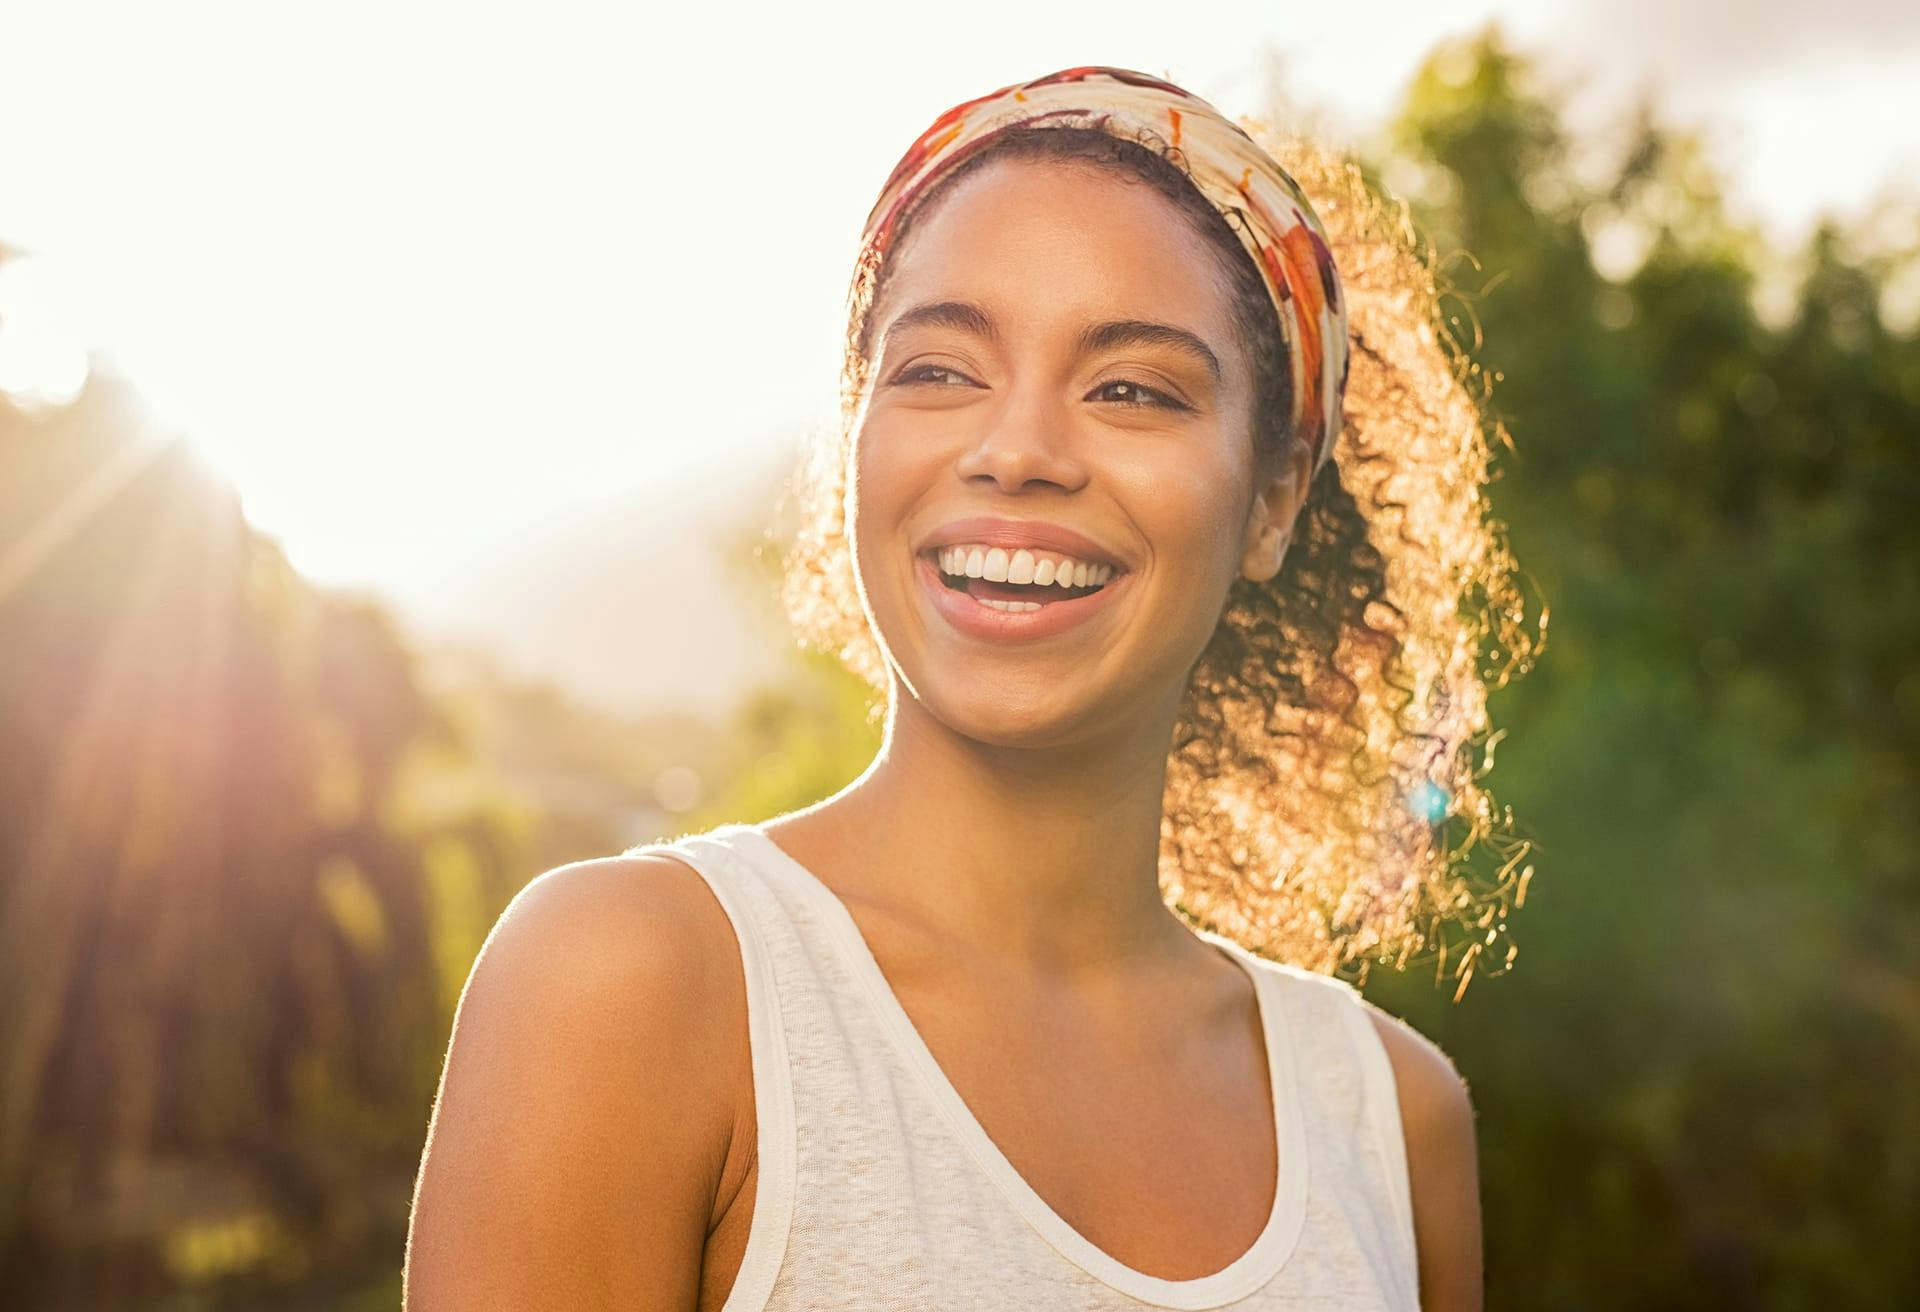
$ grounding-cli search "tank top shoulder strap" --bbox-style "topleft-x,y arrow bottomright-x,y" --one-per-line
623,826 -> 799,1312
1252,958 -> 1421,1295
1329,977 -> 1421,1275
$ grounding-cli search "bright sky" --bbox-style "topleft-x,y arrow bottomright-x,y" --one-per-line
3,0 -> 1916,606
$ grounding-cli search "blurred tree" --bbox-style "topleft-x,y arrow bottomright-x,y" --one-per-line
0,362 -> 541,1305
1357,23 -> 1920,1307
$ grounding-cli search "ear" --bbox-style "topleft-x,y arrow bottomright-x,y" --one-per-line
1239,439 -> 1313,584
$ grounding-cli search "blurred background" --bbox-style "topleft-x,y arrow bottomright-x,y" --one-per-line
2,2 -> 1915,1307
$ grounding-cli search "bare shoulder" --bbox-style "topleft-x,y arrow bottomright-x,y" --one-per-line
448,851 -> 749,1099
1357,995 -> 1484,1312
1359,1000 -> 1475,1138
487,849 -> 747,1007
405,850 -> 752,1311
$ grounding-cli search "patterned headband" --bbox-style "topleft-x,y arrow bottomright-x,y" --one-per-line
859,65 -> 1351,482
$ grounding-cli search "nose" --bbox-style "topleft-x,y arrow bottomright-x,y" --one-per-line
953,382 -> 1090,495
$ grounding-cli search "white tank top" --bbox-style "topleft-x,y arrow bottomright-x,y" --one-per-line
640,821 -> 1421,1310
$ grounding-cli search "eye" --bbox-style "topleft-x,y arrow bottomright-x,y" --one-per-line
1089,378 -> 1190,411
891,363 -> 978,388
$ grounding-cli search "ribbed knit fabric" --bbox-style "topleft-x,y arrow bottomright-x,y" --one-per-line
638,821 -> 1421,1310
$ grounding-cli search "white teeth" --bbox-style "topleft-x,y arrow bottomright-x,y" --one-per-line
931,541 -> 1123,592
977,597 -> 1042,612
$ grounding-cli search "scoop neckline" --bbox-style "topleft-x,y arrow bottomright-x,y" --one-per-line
721,820 -> 1309,1309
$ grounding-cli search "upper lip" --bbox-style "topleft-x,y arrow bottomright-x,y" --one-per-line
916,516 -> 1129,572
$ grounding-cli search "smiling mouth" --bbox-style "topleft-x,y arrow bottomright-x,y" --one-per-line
924,544 -> 1122,612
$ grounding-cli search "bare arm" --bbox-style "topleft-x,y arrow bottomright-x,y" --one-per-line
1366,1008 -> 1484,1312
405,855 -> 746,1311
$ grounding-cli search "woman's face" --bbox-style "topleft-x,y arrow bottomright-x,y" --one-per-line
850,157 -> 1294,749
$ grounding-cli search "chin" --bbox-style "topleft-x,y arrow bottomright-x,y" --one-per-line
896,661 -> 1139,752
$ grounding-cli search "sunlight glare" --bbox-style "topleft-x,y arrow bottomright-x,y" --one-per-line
0,254 -> 90,412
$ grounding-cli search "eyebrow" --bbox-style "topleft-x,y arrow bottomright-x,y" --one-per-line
881,299 -> 1222,382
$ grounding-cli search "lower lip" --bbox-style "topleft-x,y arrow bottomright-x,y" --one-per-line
916,553 -> 1131,643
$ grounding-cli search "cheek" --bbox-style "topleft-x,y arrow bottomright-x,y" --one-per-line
848,414 -> 942,581
853,412 -> 927,502
1112,440 -> 1250,583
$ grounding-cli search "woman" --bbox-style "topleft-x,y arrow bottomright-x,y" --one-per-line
408,65 -> 1528,1311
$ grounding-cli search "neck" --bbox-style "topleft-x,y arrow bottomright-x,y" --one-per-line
786,681 -> 1202,981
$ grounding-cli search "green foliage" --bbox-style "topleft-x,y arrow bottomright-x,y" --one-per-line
1358,23 -> 1920,1306
684,649 -> 884,833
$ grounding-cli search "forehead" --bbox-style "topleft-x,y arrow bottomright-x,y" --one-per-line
877,158 -> 1235,337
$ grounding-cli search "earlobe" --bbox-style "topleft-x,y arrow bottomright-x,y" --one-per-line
1240,523 -> 1290,583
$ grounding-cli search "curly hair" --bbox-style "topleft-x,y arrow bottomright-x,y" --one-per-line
775,117 -> 1542,995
